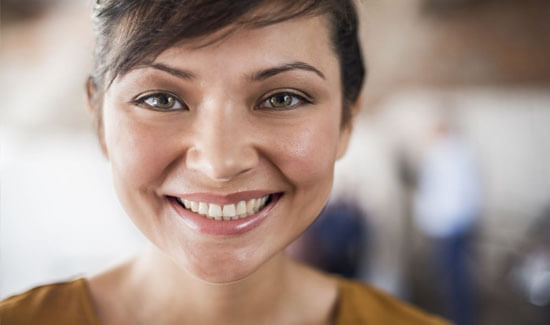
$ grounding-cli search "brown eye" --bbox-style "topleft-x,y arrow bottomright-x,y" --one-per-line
269,94 -> 293,108
137,93 -> 185,111
259,92 -> 310,110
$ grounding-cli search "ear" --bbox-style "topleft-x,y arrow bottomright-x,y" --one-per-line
85,77 -> 109,159
336,95 -> 362,160
85,76 -> 96,115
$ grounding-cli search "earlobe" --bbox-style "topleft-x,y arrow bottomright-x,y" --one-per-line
85,76 -> 109,159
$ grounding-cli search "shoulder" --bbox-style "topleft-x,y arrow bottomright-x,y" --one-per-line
0,279 -> 99,325
335,278 -> 451,325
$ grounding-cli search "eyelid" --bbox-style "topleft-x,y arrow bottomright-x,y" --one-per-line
132,91 -> 187,110
261,88 -> 314,102
256,89 -> 314,110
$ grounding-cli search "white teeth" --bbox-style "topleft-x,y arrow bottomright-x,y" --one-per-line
190,201 -> 199,213
198,202 -> 208,216
208,204 -> 222,220
254,198 -> 262,211
177,195 -> 272,221
222,204 -> 236,220
246,199 -> 256,214
236,201 -> 247,216
183,199 -> 191,209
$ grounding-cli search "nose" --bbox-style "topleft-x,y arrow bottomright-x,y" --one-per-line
185,106 -> 259,181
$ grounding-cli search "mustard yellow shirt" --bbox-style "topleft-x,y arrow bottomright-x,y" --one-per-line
1,278 -> 450,324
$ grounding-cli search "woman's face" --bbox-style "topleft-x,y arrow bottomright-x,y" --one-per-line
100,15 -> 353,283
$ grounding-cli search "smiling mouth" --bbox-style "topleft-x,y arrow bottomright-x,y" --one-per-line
174,194 -> 274,221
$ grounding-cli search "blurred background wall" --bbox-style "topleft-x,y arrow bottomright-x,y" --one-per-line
0,0 -> 147,301
1,0 -> 549,324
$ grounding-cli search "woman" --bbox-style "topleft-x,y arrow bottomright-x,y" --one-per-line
1,0 -> 449,324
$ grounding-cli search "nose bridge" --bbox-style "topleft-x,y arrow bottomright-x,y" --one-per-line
186,99 -> 257,181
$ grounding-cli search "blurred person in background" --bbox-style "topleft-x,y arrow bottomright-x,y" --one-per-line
414,112 -> 482,325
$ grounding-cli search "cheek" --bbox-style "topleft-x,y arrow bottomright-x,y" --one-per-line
102,106 -> 187,246
263,118 -> 341,242
268,119 -> 341,187
103,108 -> 176,190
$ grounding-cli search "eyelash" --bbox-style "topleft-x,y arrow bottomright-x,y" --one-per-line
257,91 -> 313,110
134,92 -> 186,111
133,90 -> 313,111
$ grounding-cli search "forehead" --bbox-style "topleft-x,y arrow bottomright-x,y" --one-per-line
143,15 -> 339,80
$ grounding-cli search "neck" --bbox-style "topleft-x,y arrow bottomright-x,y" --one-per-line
126,245 -> 296,324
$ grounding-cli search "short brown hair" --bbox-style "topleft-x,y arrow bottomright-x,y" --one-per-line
89,0 -> 365,124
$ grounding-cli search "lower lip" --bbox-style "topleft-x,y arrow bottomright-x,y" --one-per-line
168,194 -> 281,236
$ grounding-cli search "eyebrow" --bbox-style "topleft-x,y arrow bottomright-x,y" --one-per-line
134,61 -> 325,81
135,62 -> 196,80
250,62 -> 326,81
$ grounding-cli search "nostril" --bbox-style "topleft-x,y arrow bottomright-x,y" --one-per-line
185,145 -> 258,181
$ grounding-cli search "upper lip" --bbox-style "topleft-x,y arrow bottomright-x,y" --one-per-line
167,190 -> 276,205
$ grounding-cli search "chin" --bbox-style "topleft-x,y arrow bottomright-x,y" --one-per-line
186,259 -> 264,284
173,243 -> 272,284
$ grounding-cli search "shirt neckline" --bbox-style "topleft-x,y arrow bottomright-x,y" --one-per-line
77,276 -> 349,325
